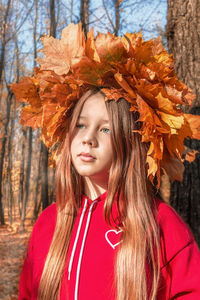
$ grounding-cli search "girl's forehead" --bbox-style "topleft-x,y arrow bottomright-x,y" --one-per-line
79,93 -> 109,119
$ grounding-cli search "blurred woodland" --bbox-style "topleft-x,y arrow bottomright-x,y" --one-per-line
0,0 -> 199,299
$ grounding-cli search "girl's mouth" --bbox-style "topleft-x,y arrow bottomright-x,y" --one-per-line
78,152 -> 96,162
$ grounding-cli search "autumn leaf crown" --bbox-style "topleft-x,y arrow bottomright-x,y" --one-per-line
11,22 -> 200,186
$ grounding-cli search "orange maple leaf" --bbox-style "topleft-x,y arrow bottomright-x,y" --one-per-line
151,36 -> 166,56
125,59 -> 136,75
94,32 -> 127,64
37,23 -> 85,75
184,113 -> 200,139
161,150 -> 184,182
86,27 -> 100,62
114,72 -> 136,98
101,87 -> 134,104
185,149 -> 198,163
20,105 -> 42,129
11,78 -> 41,107
122,32 -> 143,53
164,85 -> 184,105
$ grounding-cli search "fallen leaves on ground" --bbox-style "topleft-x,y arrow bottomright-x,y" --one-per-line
0,224 -> 32,300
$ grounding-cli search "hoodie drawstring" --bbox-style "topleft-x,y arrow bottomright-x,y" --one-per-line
75,200 -> 97,300
68,198 -> 88,280
68,198 -> 98,300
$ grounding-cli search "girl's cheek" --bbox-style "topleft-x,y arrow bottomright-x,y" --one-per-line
73,130 -> 82,139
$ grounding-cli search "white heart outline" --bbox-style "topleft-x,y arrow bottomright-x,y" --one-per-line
105,229 -> 122,249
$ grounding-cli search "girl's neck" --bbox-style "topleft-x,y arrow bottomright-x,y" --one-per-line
83,177 -> 108,200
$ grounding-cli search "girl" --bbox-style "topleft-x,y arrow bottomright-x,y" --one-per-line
11,23 -> 200,300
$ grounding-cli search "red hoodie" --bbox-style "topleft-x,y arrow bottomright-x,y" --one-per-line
19,192 -> 200,299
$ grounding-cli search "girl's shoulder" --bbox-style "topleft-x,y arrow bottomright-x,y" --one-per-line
31,203 -> 57,245
37,202 -> 57,220
155,198 -> 193,239
154,199 -> 197,266
155,198 -> 194,243
34,203 -> 57,229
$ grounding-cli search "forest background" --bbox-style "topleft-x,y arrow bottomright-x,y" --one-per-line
0,0 -> 199,299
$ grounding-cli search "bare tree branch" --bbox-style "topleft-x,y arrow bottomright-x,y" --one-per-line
102,0 -> 115,33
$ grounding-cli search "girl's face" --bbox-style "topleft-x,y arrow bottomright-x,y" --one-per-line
70,92 -> 113,185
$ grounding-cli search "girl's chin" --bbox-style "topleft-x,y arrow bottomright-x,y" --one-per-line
76,166 -> 98,177
74,165 -> 110,182
78,172 -> 101,178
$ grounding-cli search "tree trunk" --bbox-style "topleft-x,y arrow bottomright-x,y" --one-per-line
33,0 -> 38,68
70,0 -> 74,22
18,128 -> 25,220
80,0 -> 90,37
166,0 -> 200,245
34,140 -> 42,220
41,142 -> 49,210
114,0 -> 120,36
50,0 -> 56,37
22,127 -> 33,221
0,90 -> 13,225
0,0 -> 12,88
20,127 -> 27,229
7,113 -> 14,224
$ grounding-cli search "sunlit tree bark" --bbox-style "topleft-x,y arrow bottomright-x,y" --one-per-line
167,0 -> 200,245
114,0 -> 120,36
80,0 -> 90,37
102,0 -> 121,36
50,0 -> 56,37
7,107 -> 14,224
0,90 -> 12,224
0,0 -> 12,87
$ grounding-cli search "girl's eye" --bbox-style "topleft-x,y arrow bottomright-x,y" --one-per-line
101,127 -> 110,134
76,124 -> 85,129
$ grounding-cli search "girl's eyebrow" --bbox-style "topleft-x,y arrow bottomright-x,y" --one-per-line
78,116 -> 86,119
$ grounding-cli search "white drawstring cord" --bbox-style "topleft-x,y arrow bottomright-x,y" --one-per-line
75,200 -> 97,300
68,198 -> 88,280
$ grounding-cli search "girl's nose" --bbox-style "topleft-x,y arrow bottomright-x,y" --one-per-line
82,129 -> 97,147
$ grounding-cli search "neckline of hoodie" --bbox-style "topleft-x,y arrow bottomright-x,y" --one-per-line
81,190 -> 108,206
80,191 -> 122,228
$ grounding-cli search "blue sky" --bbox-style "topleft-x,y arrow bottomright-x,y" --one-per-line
89,0 -> 167,40
9,0 -> 167,79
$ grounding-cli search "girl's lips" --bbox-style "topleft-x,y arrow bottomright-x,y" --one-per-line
79,155 -> 95,162
78,153 -> 96,162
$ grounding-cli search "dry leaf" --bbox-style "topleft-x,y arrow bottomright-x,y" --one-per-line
185,150 -> 198,162
37,23 -> 85,75
36,36 -> 70,75
86,27 -> 100,62
114,72 -> 136,98
161,153 -> 184,182
20,105 -> 42,129
11,78 -> 41,107
95,32 -> 127,63
184,113 -> 200,139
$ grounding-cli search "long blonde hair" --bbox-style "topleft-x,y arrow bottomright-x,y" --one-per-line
38,89 -> 160,300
